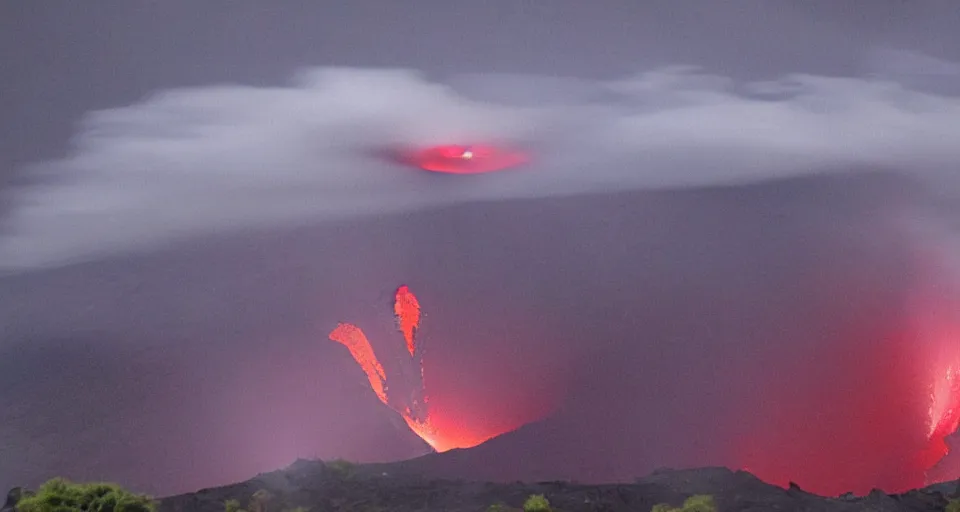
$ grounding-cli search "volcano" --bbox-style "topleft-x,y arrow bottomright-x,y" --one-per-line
329,285 -> 545,452
4,170 -> 960,497
325,171 -> 960,497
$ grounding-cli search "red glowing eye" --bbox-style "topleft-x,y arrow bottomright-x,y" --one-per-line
436,145 -> 469,158
402,144 -> 530,174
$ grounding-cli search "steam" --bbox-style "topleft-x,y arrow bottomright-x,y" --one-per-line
4,55 -> 960,272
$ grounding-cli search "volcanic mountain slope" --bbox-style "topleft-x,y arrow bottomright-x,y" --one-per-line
372,171 -> 959,495
153,459 -> 960,512
0,336 -> 431,496
2,168 -> 956,497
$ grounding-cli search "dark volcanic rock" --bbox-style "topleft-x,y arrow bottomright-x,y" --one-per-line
924,478 -> 960,499
155,460 -> 960,512
2,487 -> 31,512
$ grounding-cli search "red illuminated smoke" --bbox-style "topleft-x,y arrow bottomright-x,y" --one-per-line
921,348 -> 960,477
402,144 -> 529,174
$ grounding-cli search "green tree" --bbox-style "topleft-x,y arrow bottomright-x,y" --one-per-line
15,478 -> 155,512
224,499 -> 245,512
650,495 -> 716,512
946,497 -> 960,512
681,495 -> 716,512
522,494 -> 551,512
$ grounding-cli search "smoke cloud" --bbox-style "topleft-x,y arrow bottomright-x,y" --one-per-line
3,57 -> 960,272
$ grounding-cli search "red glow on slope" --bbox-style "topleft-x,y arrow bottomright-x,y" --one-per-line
404,144 -> 529,174
922,364 -> 960,472
730,239 -> 960,496
734,327 -> 933,496
394,285 -> 421,356
330,286 -> 527,452
929,365 -> 960,441
328,323 -> 389,405
921,341 -> 960,476
402,412 -> 500,452
909,250 -> 960,484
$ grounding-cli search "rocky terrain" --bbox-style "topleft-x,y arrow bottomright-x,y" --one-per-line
148,459 -> 960,512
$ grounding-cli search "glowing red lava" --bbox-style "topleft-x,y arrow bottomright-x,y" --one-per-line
920,348 -> 960,475
328,322 -> 388,405
394,285 -> 420,357
909,254 -> 960,485
928,365 -> 960,441
329,285 -> 516,452
403,144 -> 529,174
924,365 -> 960,468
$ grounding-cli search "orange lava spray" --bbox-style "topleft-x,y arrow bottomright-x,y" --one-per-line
328,322 -> 389,405
394,285 -> 421,357
329,285 -> 515,452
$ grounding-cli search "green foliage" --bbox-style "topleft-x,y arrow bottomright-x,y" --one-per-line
223,490 -> 279,512
946,498 -> 960,512
15,478 -> 155,512
487,503 -> 511,512
681,495 -> 716,512
650,495 -> 716,512
522,494 -> 551,512
224,499 -> 245,512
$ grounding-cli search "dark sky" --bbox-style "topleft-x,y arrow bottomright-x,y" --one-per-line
2,0 -> 960,499
3,0 -> 960,185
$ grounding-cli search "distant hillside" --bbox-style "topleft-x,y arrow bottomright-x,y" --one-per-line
154,459 -> 960,512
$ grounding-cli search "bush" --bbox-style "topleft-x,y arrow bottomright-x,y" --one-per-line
946,498 -> 960,512
224,499 -> 244,512
15,478 -> 155,512
650,494 -> 716,512
522,494 -> 551,512
681,495 -> 717,512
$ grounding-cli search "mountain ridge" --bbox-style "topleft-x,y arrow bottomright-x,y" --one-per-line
151,458 -> 960,512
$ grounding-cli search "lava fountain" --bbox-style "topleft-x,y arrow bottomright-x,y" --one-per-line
913,299 -> 960,482
908,234 -> 960,485
924,363 -> 960,471
329,285 -> 520,452
394,285 -> 420,357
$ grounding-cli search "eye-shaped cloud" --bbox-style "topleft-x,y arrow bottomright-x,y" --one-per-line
2,62 -> 960,272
